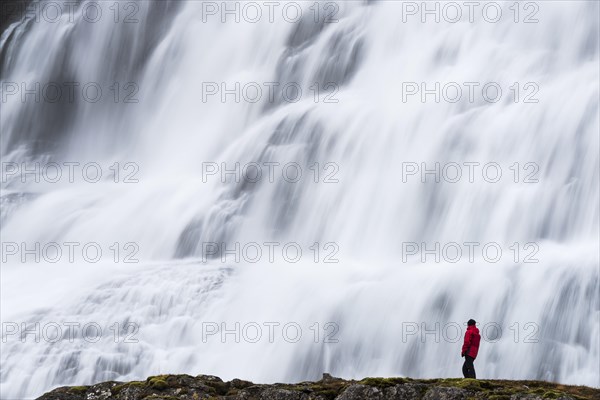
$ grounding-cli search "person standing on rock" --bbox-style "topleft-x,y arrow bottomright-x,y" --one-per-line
461,319 -> 481,379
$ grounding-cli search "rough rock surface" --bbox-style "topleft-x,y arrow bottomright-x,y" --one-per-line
37,373 -> 600,400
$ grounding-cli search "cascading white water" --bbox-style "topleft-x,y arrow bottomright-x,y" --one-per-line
1,0 -> 598,398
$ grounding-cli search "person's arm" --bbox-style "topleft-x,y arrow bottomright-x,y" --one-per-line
461,330 -> 472,356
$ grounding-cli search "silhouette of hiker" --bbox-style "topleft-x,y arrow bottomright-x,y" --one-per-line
461,319 -> 481,379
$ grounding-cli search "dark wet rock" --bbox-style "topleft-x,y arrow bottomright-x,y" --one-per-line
0,0 -> 28,34
266,12 -> 365,111
36,374 -> 600,400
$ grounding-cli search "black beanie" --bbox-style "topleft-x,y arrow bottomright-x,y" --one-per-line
467,319 -> 476,326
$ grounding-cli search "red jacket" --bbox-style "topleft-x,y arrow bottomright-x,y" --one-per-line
461,325 -> 481,359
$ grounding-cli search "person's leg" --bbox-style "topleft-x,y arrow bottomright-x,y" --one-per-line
465,356 -> 476,379
462,357 -> 469,378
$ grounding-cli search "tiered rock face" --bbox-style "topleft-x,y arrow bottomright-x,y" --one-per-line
36,373 -> 600,400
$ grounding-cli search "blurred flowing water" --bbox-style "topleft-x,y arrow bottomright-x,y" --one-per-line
0,1 -> 599,398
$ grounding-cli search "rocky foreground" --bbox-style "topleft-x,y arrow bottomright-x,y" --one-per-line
37,373 -> 599,400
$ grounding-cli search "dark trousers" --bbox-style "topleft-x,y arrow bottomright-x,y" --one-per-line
462,355 -> 476,379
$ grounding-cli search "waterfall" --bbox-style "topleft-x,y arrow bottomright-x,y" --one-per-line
1,1 -> 598,398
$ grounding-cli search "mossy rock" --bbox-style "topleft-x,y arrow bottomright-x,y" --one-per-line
111,380 -> 144,395
37,375 -> 600,400
149,379 -> 168,391
359,377 -> 410,387
487,395 -> 511,400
